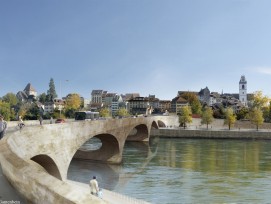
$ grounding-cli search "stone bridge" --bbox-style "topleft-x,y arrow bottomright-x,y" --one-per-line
0,115 -> 178,204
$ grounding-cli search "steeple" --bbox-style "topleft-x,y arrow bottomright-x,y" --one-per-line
239,75 -> 247,106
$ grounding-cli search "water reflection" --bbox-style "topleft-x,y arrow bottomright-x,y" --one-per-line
68,138 -> 271,204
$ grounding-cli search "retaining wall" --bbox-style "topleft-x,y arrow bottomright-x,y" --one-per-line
151,128 -> 271,139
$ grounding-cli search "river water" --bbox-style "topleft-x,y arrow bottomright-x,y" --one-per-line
67,137 -> 271,204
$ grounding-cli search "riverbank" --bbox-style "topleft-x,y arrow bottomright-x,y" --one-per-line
151,128 -> 271,139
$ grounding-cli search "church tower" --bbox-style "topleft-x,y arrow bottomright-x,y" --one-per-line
239,75 -> 247,106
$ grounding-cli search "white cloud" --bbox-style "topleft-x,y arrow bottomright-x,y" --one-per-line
251,67 -> 271,75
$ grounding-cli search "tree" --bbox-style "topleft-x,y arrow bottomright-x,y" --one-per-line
116,108 -> 130,117
0,101 -> 11,120
47,78 -> 57,102
99,108 -> 111,118
178,106 -> 192,129
2,93 -> 18,107
65,93 -> 81,110
38,93 -> 47,104
248,107 -> 264,131
180,92 -> 202,114
24,103 -> 40,120
236,107 -> 249,120
64,93 -> 81,118
224,108 -> 236,130
251,91 -> 269,108
201,107 -> 214,130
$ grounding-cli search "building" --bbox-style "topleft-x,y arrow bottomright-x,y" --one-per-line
159,100 -> 171,113
128,97 -> 150,115
198,87 -> 210,105
111,94 -> 123,115
16,83 -> 37,102
239,75 -> 247,106
171,96 -> 189,114
91,90 -> 107,104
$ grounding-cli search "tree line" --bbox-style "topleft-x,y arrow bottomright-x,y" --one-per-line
179,91 -> 269,131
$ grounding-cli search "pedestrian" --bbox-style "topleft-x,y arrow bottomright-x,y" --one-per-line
0,115 -> 7,140
90,176 -> 99,196
50,117 -> 53,124
39,116 -> 43,125
18,116 -> 25,129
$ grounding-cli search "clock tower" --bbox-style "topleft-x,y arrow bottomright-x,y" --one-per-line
239,75 -> 247,106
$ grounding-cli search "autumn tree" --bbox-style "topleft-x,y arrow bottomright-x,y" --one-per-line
116,108 -> 130,117
180,92 -> 202,114
248,107 -> 264,131
178,106 -> 192,129
65,93 -> 81,118
201,107 -> 214,130
99,107 -> 111,118
251,91 -> 269,108
224,107 -> 236,130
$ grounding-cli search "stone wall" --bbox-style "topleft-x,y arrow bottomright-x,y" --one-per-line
151,128 -> 271,139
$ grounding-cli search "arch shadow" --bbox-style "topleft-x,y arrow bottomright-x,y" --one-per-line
158,120 -> 166,127
73,134 -> 120,164
31,154 -> 62,180
151,121 -> 159,129
127,124 -> 148,141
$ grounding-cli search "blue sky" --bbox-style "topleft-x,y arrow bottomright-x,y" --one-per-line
1,0 -> 271,100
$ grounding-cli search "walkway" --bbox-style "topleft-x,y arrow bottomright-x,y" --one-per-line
67,180 -> 151,204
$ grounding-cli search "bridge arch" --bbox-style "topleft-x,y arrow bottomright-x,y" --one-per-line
73,133 -> 121,164
158,120 -> 166,127
151,121 -> 159,129
31,154 -> 62,180
127,124 -> 149,141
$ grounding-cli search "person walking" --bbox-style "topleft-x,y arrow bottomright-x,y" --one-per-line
50,117 -> 53,124
0,115 -> 7,140
39,116 -> 43,125
18,116 -> 25,130
90,176 -> 99,196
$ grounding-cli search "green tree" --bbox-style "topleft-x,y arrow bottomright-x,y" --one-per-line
24,103 -> 40,120
2,93 -> 18,107
47,78 -> 57,102
116,108 -> 130,117
99,108 -> 111,118
38,93 -> 47,104
236,107 -> 249,120
201,107 -> 214,130
0,101 -> 11,120
248,107 -> 264,131
224,108 -> 236,130
178,106 -> 192,129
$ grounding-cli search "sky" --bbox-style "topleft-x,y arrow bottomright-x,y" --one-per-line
1,0 -> 271,100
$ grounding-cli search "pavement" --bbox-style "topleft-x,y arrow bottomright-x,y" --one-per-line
67,180 -> 150,204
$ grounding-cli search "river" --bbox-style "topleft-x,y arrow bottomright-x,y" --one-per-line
67,137 -> 271,204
